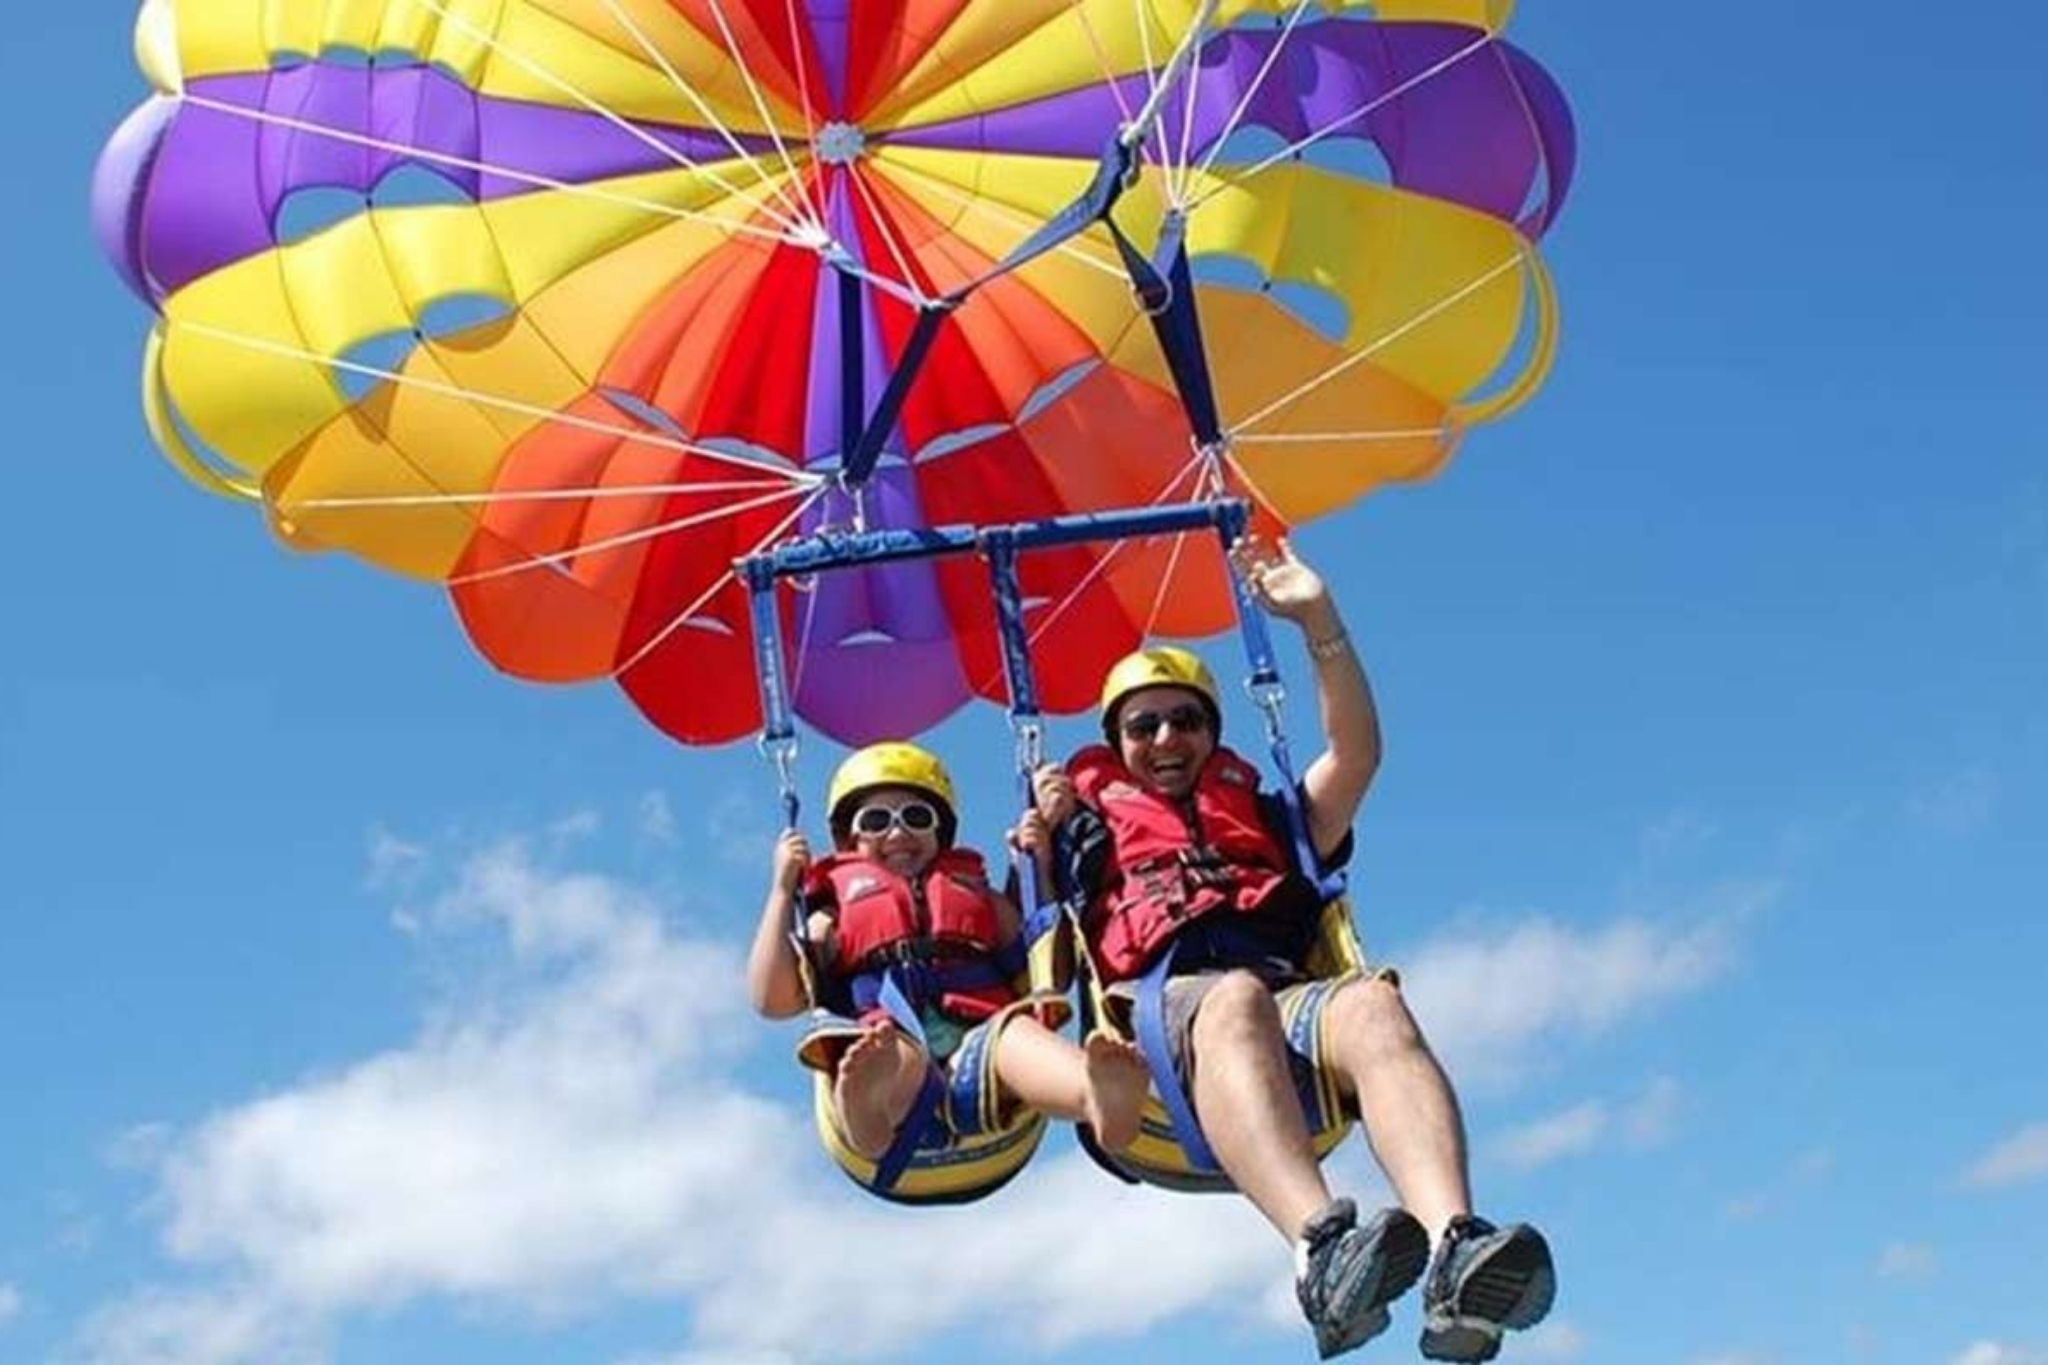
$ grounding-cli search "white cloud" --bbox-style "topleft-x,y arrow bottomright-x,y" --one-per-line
637,791 -> 678,845
1496,1102 -> 1607,1170
1492,1075 -> 1683,1171
1399,897 -> 1758,1085
73,839 -> 1291,1365
1876,1242 -> 1936,1280
0,1282 -> 21,1324
1964,1122 -> 2048,1188
365,825 -> 428,892
705,789 -> 778,871
1522,1320 -> 1590,1359
1954,1344 -> 2048,1365
1623,1075 -> 1682,1146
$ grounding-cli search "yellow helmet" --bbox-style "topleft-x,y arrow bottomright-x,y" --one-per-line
827,741 -> 959,845
1099,646 -> 1221,741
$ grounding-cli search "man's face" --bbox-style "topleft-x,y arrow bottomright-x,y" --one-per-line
1114,685 -> 1216,799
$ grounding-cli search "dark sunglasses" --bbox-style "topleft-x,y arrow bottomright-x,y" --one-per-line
850,800 -> 941,836
1120,703 -> 1212,742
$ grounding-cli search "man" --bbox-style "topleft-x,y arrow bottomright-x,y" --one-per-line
1033,536 -> 1555,1362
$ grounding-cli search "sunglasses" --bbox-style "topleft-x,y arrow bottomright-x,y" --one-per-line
1120,703 -> 1212,742
849,800 -> 942,837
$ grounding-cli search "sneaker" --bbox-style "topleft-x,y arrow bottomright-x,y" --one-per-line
1294,1199 -> 1430,1360
1419,1215 -> 1556,1362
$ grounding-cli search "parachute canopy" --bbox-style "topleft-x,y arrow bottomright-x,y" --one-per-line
95,0 -> 1575,745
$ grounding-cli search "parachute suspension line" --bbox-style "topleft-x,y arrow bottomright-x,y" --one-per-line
1190,32 -> 1495,207
1073,6 -> 1143,132
1173,0 -> 1319,206
294,477 -> 801,511
590,0 -> 818,230
1119,0 -> 1223,161
1211,504 -> 1346,905
448,482 -> 820,586
170,319 -> 814,482
1004,452 -> 1207,674
1227,251 -> 1526,437
845,167 -> 930,309
1233,428 -> 1450,446
697,0 -> 828,230
179,96 -> 803,250
871,159 -> 1129,284
613,486 -> 826,678
1140,523 -> 1195,640
406,0 -> 817,237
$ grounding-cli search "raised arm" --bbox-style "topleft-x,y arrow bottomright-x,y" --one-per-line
746,829 -> 816,1019
1232,536 -> 1381,861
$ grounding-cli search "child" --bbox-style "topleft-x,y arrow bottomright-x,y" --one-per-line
747,742 -> 1148,1186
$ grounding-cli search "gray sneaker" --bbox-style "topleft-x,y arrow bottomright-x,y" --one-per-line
1294,1199 -> 1430,1360
1419,1215 -> 1556,1362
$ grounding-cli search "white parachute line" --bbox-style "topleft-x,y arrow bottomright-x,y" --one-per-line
1170,3 -> 1213,208
1218,446 -> 1286,527
876,157 -> 1129,284
846,163 -> 926,305
612,486 -> 827,678
1188,31 -> 1493,209
1181,0 -> 1318,201
293,477 -> 804,510
696,0 -> 826,229
779,0 -> 825,148
785,533 -> 831,716
1227,252 -> 1524,436
174,318 -> 808,482
407,0 -> 813,235
1121,0 -> 1221,185
1140,522 -> 1195,639
1233,426 -> 1446,445
1017,450 -> 1207,654
451,482 -> 815,586
1074,6 -> 1144,130
591,0 -> 816,227
183,95 -> 799,250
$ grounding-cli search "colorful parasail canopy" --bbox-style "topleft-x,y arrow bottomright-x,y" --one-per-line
94,0 -> 1575,746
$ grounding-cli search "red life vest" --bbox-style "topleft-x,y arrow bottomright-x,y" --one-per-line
807,849 -> 1017,1021
1070,744 -> 1306,981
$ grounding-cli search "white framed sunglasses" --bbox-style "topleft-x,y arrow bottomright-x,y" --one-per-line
849,800 -> 942,837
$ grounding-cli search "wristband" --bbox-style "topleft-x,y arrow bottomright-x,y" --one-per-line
1306,629 -> 1351,662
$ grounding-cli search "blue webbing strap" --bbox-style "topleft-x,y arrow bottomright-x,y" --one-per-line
1133,940 -> 1222,1172
870,971 -> 949,1193
841,139 -> 1142,487
981,534 -> 1057,952
1212,518 -> 1348,904
1106,214 -> 1225,450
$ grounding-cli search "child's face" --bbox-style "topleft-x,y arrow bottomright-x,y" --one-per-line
847,788 -> 943,877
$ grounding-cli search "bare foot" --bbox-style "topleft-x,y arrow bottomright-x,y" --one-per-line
1082,1032 -> 1150,1152
835,1025 -> 907,1159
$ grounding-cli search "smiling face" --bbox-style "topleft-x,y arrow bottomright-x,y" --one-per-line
1113,684 -> 1217,800
842,785 -> 945,878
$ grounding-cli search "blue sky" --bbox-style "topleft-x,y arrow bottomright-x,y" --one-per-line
4,4 -> 2046,1364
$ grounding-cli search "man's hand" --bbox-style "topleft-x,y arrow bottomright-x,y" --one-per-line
1031,763 -> 1077,827
1230,534 -> 1335,628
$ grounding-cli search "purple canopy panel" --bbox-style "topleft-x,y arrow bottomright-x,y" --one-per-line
804,0 -> 852,117
889,20 -> 1576,235
789,472 -> 971,744
92,96 -> 178,305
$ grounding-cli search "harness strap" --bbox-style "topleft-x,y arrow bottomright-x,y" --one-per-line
868,970 -> 950,1194
1132,941 -> 1221,1174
